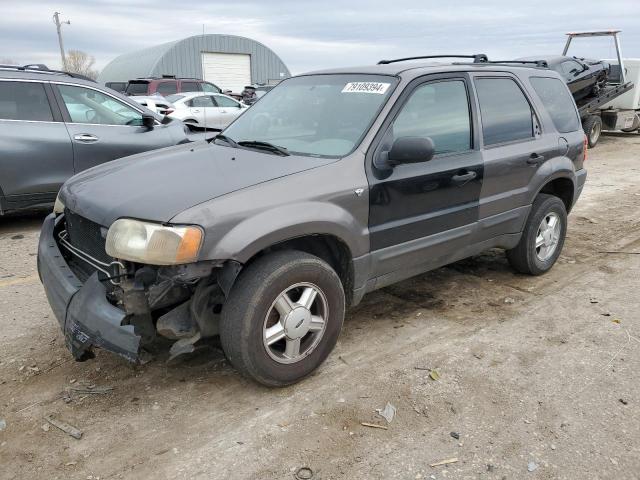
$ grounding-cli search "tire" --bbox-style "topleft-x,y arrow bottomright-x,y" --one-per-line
507,194 -> 567,276
219,250 -> 345,387
582,115 -> 602,148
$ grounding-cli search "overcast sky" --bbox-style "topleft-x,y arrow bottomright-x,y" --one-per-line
2,0 -> 639,74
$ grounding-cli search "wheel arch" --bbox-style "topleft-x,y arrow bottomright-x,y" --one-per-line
532,171 -> 575,213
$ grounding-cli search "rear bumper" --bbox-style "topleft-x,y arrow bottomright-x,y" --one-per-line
574,168 -> 587,206
38,213 -> 140,362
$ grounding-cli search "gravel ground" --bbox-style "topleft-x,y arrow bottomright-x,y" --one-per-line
1,133 -> 639,480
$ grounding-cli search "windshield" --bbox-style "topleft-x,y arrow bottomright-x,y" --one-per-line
222,74 -> 397,157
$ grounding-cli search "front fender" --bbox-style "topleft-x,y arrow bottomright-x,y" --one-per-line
202,201 -> 369,263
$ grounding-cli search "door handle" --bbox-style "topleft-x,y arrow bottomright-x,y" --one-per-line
73,133 -> 99,143
192,109 -> 201,113
451,171 -> 477,183
527,153 -> 546,165
220,110 -> 227,113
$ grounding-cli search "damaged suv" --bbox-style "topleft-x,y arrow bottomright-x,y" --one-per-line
38,55 -> 587,386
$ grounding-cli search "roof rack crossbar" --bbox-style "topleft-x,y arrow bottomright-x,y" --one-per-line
377,54 -> 488,65
482,60 -> 549,68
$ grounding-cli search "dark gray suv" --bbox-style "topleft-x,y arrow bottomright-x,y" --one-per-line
38,55 -> 587,386
0,65 -> 189,214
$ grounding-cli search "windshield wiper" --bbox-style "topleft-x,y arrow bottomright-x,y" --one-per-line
237,140 -> 290,156
212,133 -> 238,148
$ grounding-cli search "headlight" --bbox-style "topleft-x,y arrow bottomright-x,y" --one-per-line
105,219 -> 203,265
53,195 -> 65,214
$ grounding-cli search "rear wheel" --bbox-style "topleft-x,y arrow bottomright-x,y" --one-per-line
507,194 -> 567,275
219,250 -> 345,387
582,115 -> 602,147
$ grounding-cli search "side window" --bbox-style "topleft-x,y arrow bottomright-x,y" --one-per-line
530,77 -> 580,133
214,95 -> 240,108
58,84 -> 143,126
156,82 -> 178,96
189,96 -> 215,108
202,82 -> 221,93
475,78 -> 534,146
0,81 -> 53,121
561,61 -> 582,76
392,80 -> 471,154
181,81 -> 201,92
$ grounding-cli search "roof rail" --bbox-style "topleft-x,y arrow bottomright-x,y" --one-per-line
482,60 -> 549,68
377,54 -> 488,65
0,64 -> 96,82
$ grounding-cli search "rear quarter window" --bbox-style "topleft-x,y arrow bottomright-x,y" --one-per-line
157,82 -> 178,95
529,77 -> 580,133
0,81 -> 53,121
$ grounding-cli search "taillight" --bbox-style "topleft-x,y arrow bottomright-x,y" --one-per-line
164,108 -> 174,115
583,135 -> 588,161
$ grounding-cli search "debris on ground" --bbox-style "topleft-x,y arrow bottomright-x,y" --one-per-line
361,422 -> 388,430
450,431 -> 460,440
528,461 -> 539,472
504,297 -> 515,304
68,384 -> 114,395
0,419 -> 6,431
430,457 -> 458,467
41,423 -> 50,432
612,318 -> 621,324
619,398 -> 628,405
44,415 -> 83,440
294,466 -> 314,480
589,297 -> 599,304
429,369 -> 440,381
376,402 -> 396,424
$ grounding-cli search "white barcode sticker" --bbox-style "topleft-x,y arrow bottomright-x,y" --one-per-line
342,82 -> 391,94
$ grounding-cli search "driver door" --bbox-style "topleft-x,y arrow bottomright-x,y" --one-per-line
366,75 -> 483,281
53,83 -> 174,172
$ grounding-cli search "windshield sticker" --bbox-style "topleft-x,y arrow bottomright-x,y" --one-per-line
342,82 -> 391,94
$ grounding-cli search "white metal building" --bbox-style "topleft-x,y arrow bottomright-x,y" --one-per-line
98,35 -> 291,92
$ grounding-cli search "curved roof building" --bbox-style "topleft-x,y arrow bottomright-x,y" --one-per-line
98,34 -> 291,92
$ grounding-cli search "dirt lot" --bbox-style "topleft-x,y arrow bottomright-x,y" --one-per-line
1,134 -> 639,480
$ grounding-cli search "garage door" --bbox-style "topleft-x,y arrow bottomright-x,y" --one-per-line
201,52 -> 251,93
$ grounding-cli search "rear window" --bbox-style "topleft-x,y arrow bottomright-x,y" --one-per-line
475,78 -> 534,146
530,77 -> 580,133
157,82 -> 178,95
0,81 -> 53,121
125,81 -> 149,95
180,81 -> 201,92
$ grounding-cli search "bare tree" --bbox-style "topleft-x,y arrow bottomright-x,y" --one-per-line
0,58 -> 18,65
65,50 -> 99,79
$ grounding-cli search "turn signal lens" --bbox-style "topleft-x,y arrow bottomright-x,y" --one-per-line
583,135 -> 588,162
106,219 -> 203,265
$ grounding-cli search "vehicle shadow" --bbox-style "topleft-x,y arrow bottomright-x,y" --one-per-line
0,210 -> 48,235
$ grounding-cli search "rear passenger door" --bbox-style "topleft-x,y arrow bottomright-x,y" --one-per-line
213,94 -> 244,128
367,74 -> 483,279
472,74 -> 560,241
0,80 -> 73,210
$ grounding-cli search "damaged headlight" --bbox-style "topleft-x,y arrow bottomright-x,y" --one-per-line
105,219 -> 204,265
53,194 -> 65,214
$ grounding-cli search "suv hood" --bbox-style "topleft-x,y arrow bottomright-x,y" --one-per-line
60,141 -> 333,226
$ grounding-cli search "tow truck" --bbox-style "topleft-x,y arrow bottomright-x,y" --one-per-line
563,30 -> 638,146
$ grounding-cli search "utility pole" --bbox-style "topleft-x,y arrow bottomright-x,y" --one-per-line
53,12 -> 70,69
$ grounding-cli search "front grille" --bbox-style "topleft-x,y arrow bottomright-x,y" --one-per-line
58,209 -> 119,283
64,209 -> 110,264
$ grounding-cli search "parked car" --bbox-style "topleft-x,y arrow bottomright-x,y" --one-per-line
105,81 -> 127,93
518,55 -> 610,101
130,94 -> 175,116
166,92 -> 248,129
39,56 -> 587,386
124,77 -> 222,97
0,65 -> 190,215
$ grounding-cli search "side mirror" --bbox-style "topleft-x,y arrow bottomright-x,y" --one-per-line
385,136 -> 435,167
142,113 -> 155,129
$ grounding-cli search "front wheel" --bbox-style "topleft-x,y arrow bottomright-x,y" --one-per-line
507,194 -> 567,275
219,250 -> 345,387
